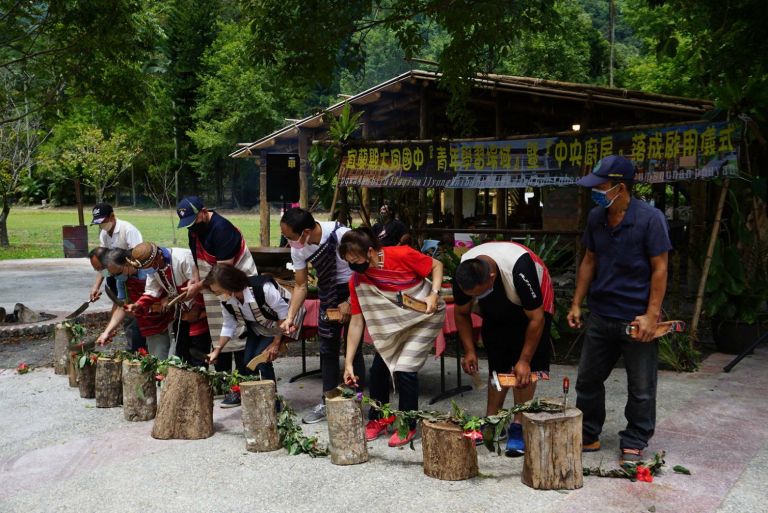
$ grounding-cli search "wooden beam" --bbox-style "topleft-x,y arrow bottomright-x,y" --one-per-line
297,129 -> 310,209
259,153 -> 269,246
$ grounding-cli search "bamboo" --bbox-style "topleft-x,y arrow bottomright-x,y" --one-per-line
690,178 -> 730,339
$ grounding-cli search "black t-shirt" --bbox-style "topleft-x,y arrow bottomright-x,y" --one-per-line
453,253 -> 543,327
372,218 -> 408,246
188,211 -> 242,262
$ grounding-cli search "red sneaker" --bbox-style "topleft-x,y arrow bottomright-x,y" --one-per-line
365,417 -> 394,441
388,428 -> 417,447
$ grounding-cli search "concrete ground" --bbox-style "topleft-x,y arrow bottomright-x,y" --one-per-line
0,259 -> 767,513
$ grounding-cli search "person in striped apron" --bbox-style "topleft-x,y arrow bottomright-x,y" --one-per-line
453,241 -> 554,457
125,242 -> 211,367
279,208 -> 366,424
338,228 -> 445,447
176,196 -> 258,404
202,265 -> 305,407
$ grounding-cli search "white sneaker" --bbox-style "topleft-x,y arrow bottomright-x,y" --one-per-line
302,403 -> 326,424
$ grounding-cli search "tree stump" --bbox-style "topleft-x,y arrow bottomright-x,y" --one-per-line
95,357 -> 123,408
521,408 -> 583,490
326,395 -> 368,465
422,421 -> 478,481
241,380 -> 280,452
151,366 -> 213,440
53,324 -> 70,375
79,364 -> 96,398
122,361 -> 157,422
67,353 -> 79,388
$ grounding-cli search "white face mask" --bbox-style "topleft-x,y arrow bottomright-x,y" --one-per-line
288,230 -> 309,249
474,287 -> 494,300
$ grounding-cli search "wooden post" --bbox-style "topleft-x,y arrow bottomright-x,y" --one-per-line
453,189 -> 463,229
79,363 -> 96,398
67,352 -> 79,387
422,421 -> 478,481
298,129 -> 310,209
259,152 -> 269,246
95,357 -> 123,408
326,395 -> 368,465
241,380 -> 280,452
521,408 -> 583,490
122,361 -> 157,422
152,366 -> 214,440
53,324 -> 70,375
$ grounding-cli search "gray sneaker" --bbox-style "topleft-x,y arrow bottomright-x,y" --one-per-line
302,403 -> 327,424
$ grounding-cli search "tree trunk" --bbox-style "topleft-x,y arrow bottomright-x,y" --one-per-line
53,324 -> 70,375
326,395 -> 368,465
152,366 -> 214,440
95,357 -> 123,408
0,199 -> 10,247
122,361 -> 157,422
241,380 -> 280,452
67,352 -> 79,387
521,408 -> 583,490
79,363 -> 96,398
422,421 -> 478,481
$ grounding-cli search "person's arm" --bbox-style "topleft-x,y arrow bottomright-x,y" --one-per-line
208,303 -> 238,362
455,301 -> 478,375
567,249 -> 596,329
513,306 -> 545,388
632,252 -> 668,342
423,257 -> 443,314
343,313 -> 365,386
207,335 -> 231,364
96,307 -> 127,346
90,273 -> 104,301
281,267 -> 308,334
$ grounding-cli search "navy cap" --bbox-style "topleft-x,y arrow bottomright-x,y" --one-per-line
91,203 -> 114,225
176,196 -> 203,229
576,155 -> 635,188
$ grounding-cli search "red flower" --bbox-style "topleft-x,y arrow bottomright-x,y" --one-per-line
462,430 -> 484,442
635,465 -> 653,483
137,348 -> 148,357
16,362 -> 29,374
230,385 -> 241,393
90,354 -> 99,364
155,374 -> 165,381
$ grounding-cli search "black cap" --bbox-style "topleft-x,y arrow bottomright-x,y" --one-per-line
576,155 -> 635,187
176,196 -> 204,229
91,203 -> 114,225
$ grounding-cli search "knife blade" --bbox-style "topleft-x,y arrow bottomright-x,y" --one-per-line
562,376 -> 570,414
104,286 -> 125,307
65,297 -> 98,319
189,347 -> 210,362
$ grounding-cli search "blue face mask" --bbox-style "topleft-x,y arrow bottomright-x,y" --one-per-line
136,268 -> 156,279
100,269 -> 111,278
591,184 -> 619,208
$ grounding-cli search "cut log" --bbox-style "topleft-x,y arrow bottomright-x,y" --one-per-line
95,357 -> 123,408
326,395 -> 368,465
67,352 -> 79,388
241,380 -> 280,452
521,408 -> 583,490
122,361 -> 157,422
422,420 -> 478,481
79,363 -> 96,398
152,366 -> 213,440
53,324 -> 70,375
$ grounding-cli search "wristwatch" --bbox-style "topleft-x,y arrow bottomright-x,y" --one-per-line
431,288 -> 440,295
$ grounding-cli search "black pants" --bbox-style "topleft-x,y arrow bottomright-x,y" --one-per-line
318,284 -> 366,395
175,319 -> 212,367
367,353 -> 418,428
214,349 -> 246,374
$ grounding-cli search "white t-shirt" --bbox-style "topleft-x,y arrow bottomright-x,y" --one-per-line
290,221 -> 351,285
220,284 -> 289,338
144,248 -> 196,298
99,218 -> 143,249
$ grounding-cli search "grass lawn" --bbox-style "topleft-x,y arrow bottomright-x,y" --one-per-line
0,207 -> 284,260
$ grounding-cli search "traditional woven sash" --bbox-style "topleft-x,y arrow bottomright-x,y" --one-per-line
244,279 -> 305,340
306,223 -> 342,339
355,277 -> 446,374
194,230 -> 257,351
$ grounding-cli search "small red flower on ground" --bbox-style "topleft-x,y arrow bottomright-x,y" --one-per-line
635,465 -> 653,482
16,362 -> 29,374
137,347 -> 148,357
90,354 -> 99,364
230,385 -> 241,393
155,374 -> 165,381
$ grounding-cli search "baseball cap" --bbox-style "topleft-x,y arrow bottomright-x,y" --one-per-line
91,203 -> 114,225
176,196 -> 204,228
576,155 -> 635,188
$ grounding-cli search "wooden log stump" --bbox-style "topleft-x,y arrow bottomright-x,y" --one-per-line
95,357 -> 123,408
521,408 -> 583,490
152,366 -> 213,440
241,380 -> 280,452
53,324 -> 70,375
79,363 -> 96,398
422,420 -> 478,481
67,352 -> 79,388
122,361 -> 157,422
326,395 -> 368,465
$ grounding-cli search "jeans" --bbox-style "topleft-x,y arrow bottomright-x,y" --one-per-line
368,353 -> 418,428
576,312 -> 658,450
242,333 -> 276,381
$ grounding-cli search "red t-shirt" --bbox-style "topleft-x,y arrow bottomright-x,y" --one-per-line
348,246 -> 434,315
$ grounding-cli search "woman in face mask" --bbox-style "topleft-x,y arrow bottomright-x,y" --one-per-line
96,248 -> 174,358
337,227 -> 445,447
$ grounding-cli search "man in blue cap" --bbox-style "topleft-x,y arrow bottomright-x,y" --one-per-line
176,196 -> 258,407
567,155 -> 672,464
